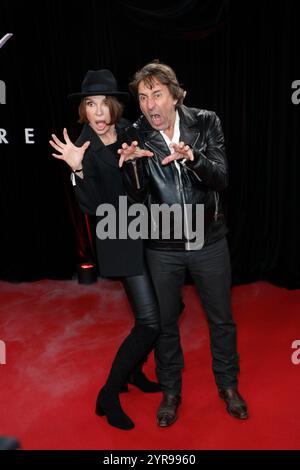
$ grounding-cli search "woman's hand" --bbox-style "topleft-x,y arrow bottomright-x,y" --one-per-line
49,128 -> 90,171
118,141 -> 153,168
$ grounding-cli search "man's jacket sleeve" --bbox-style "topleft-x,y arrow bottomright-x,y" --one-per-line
185,112 -> 228,191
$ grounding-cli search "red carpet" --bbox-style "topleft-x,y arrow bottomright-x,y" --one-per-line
0,279 -> 299,450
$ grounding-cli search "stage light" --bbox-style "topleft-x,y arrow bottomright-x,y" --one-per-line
77,263 -> 97,285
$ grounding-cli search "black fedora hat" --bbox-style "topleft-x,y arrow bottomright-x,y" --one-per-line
68,69 -> 129,102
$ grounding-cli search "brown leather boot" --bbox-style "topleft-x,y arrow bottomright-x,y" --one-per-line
157,393 -> 181,427
219,388 -> 248,419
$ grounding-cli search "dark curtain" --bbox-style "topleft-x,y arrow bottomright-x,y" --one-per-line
0,0 -> 299,288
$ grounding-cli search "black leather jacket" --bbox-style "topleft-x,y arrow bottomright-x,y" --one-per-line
122,105 -> 228,251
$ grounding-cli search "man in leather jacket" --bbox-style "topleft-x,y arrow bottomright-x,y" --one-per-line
119,61 -> 248,427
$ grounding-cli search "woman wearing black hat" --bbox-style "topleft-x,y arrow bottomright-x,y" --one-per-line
49,70 -> 160,430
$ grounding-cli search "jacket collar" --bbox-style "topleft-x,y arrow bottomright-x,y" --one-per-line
78,123 -> 104,153
135,105 -> 200,146
78,122 -> 126,168
178,105 -> 201,146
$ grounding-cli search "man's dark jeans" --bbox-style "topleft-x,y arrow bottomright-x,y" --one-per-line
146,237 -> 240,395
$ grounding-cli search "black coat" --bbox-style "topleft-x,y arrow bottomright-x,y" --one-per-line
73,121 -> 143,277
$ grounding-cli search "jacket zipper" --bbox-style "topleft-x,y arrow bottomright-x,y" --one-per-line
177,166 -> 193,250
131,160 -> 141,189
214,191 -> 219,221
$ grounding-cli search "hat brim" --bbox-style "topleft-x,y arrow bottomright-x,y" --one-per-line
68,91 -> 129,103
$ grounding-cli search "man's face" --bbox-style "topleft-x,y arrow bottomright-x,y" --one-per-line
138,78 -> 177,133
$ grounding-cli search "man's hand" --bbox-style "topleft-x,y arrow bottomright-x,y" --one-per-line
161,142 -> 194,165
49,128 -> 90,171
118,141 -> 153,168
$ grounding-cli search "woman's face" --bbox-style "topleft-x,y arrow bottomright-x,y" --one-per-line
85,95 -> 113,136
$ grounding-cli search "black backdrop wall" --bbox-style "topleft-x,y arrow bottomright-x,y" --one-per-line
1,0 -> 300,288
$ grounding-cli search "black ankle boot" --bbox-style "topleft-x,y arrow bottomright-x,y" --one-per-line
95,387 -> 134,430
95,325 -> 159,428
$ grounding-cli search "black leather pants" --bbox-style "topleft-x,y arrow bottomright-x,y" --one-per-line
122,267 -> 160,331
